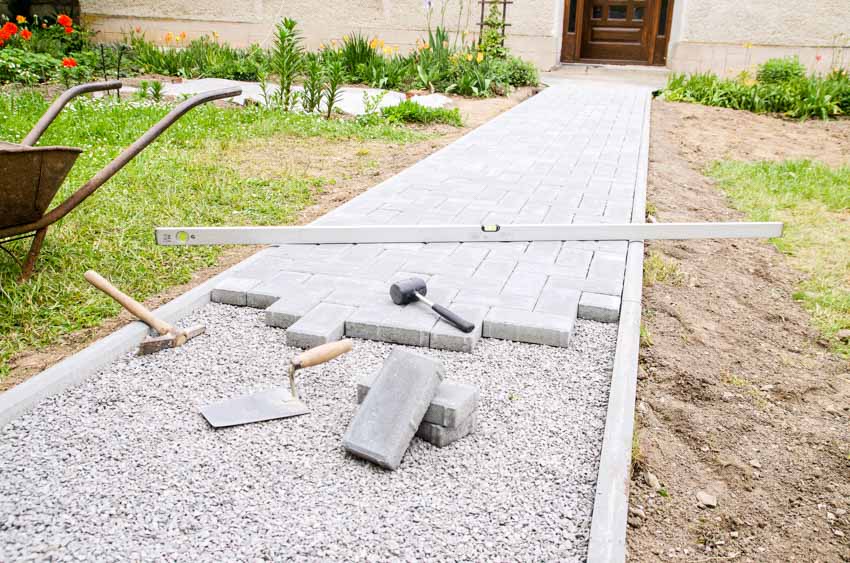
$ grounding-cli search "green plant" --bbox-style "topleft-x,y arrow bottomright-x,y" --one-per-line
322,58 -> 345,119
302,56 -> 324,113
149,80 -> 164,102
756,56 -> 806,84
492,55 -> 539,87
0,47 -> 59,84
382,100 -> 463,126
479,2 -> 507,59
340,32 -> 379,80
661,70 -> 850,120
357,90 -> 388,126
270,18 -> 304,111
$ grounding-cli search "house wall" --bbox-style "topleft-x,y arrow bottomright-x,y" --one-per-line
667,0 -> 850,75
78,0 -> 567,70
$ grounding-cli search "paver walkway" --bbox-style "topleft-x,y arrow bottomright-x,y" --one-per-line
212,81 -> 652,351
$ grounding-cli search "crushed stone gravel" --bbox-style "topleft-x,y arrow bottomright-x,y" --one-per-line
0,304 -> 617,561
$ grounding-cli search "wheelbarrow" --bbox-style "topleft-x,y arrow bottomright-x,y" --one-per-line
0,81 -> 242,281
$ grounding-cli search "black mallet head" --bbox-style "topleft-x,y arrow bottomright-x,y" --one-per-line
390,277 -> 427,305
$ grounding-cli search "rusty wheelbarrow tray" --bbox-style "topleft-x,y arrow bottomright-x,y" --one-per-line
0,81 -> 241,281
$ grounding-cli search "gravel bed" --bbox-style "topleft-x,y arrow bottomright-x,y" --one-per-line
0,304 -> 617,562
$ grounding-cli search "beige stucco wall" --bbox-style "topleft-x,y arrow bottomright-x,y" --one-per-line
667,0 -> 850,75
79,0 -> 566,70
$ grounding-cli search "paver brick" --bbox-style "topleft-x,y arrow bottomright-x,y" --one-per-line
417,412 -> 477,448
534,287 -> 581,317
210,277 -> 261,307
343,348 -> 444,470
578,292 -> 621,323
483,307 -> 574,347
285,303 -> 356,348
429,303 -> 489,352
245,271 -> 312,308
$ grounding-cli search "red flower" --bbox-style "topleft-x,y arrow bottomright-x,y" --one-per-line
21,28 -> 32,40
64,26 -> 73,34
816,54 -> 823,62
57,14 -> 72,27
62,57 -> 77,68
2,22 -> 18,35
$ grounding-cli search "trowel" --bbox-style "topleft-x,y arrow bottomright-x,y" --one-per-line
200,339 -> 353,428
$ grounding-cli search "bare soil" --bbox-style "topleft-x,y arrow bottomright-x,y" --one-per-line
628,100 -> 850,561
1,87 -> 534,392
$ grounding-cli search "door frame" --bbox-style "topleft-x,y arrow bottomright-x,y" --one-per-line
560,0 -> 674,65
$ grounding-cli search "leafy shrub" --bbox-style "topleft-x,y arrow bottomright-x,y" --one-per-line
382,100 -> 462,126
492,56 -> 539,87
756,56 -> 806,84
302,55 -> 324,113
662,68 -> 850,120
339,32 -> 379,80
0,47 -> 59,84
479,3 -> 507,59
129,33 -> 268,80
322,58 -> 345,118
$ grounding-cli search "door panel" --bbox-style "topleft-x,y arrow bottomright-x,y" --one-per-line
581,0 -> 652,62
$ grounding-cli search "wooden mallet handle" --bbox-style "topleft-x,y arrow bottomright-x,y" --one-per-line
84,270 -> 174,336
292,340 -> 353,370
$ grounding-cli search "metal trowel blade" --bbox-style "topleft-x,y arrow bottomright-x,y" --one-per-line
200,387 -> 310,428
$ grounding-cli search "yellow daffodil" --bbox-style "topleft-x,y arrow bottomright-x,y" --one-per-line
343,35 -> 349,41
212,31 -> 219,39
320,42 -> 326,50
378,39 -> 385,48
370,37 -> 378,49
743,41 -> 752,49
164,32 -> 173,43
16,15 -> 26,24
466,53 -> 473,61
476,51 -> 484,63
180,31 -> 187,40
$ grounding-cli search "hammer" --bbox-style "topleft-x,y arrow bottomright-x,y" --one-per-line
390,277 -> 475,333
84,270 -> 205,355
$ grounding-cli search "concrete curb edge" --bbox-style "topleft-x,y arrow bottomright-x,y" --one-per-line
585,87 -> 651,562
0,249 -> 271,430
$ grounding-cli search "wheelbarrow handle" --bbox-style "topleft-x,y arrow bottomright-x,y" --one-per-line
22,81 -> 123,146
10,86 -> 242,236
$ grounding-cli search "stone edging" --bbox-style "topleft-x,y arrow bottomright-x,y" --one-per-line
585,87 -> 651,562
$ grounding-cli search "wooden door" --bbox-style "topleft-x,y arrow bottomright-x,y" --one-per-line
580,0 -> 653,62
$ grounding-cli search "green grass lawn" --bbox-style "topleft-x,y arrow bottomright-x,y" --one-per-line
0,91 -> 425,378
708,159 -> 850,357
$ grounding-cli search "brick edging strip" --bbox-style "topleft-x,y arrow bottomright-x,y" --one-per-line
585,86 -> 652,563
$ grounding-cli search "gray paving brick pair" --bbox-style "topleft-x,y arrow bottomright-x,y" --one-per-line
357,374 -> 479,429
244,271 -> 313,308
343,348 -> 444,470
483,307 -> 574,348
210,277 -> 261,306
285,303 -> 356,348
454,288 -> 536,311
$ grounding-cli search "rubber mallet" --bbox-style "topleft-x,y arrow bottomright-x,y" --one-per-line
85,270 -> 205,355
389,277 -> 475,333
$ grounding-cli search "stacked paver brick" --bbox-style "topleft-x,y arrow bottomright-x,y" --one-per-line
210,83 -> 651,351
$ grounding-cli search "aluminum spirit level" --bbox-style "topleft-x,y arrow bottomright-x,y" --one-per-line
155,222 -> 783,246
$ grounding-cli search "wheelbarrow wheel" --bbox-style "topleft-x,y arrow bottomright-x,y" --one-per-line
19,227 -> 47,282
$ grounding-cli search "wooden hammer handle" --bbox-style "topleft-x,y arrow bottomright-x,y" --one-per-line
293,339 -> 353,370
84,270 -> 174,336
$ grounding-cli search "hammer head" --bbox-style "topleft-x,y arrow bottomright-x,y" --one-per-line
390,277 -> 427,305
137,325 -> 206,355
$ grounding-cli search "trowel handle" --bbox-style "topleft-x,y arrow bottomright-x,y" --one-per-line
292,340 -> 353,370
84,270 -> 175,336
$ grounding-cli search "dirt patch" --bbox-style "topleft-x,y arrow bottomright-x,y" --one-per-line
627,100 -> 850,561
2,88 -> 534,391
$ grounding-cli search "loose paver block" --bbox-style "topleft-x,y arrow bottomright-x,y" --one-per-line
210,277 -> 260,307
285,303 -> 355,348
483,307 -> 574,347
357,375 -> 479,428
343,348 -> 444,470
578,292 -> 621,323
417,412 -> 478,448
